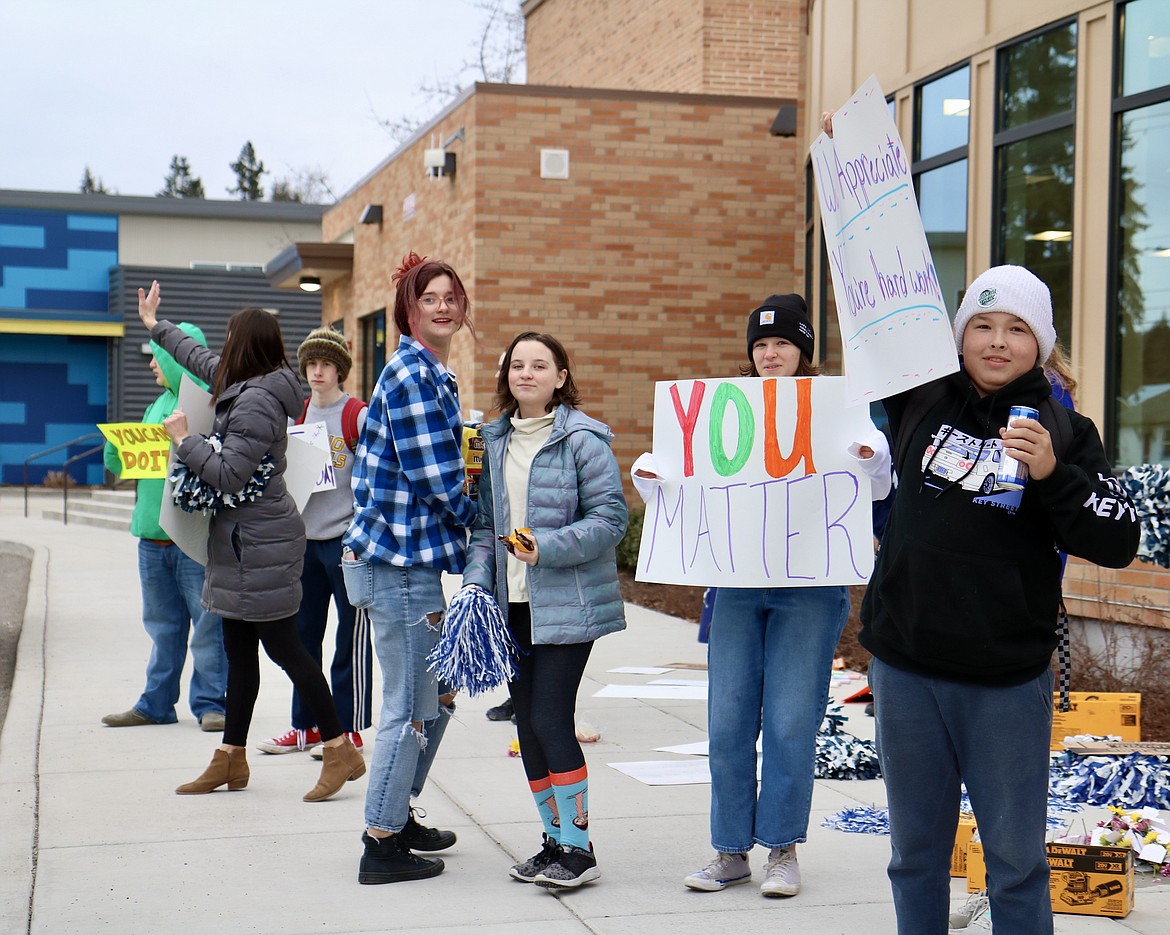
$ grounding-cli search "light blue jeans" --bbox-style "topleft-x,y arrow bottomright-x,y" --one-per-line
870,658 -> 1054,935
134,539 -> 226,723
345,561 -> 447,834
706,585 -> 849,852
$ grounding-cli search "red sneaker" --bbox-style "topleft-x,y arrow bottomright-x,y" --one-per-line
256,726 -> 322,754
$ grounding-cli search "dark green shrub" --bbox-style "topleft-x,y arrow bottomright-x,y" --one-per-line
615,507 -> 644,572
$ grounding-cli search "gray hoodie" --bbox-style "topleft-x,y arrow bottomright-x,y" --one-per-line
152,320 -> 306,621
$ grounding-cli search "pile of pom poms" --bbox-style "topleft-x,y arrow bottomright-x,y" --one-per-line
169,434 -> 274,515
1050,735 -> 1170,811
814,705 -> 881,780
1120,463 -> 1170,568
822,788 -> 1081,836
426,584 -> 518,697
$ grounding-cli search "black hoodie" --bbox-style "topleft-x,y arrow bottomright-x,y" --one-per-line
860,366 -> 1139,686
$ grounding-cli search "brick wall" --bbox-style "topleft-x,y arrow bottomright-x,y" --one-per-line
1065,557 -> 1170,631
524,0 -> 803,98
323,83 -> 801,500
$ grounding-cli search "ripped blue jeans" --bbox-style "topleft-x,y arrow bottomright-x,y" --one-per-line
357,563 -> 449,834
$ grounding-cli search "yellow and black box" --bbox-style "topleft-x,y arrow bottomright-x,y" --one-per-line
967,841 -> 1133,918
1050,692 -> 1140,751
951,814 -> 977,878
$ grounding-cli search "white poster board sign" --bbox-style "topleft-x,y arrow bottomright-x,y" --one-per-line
159,377 -> 214,565
285,425 -> 333,514
635,376 -> 875,588
811,75 -> 958,403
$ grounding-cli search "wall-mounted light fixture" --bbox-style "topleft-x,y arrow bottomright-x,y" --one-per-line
769,103 -> 797,137
359,204 -> 383,225
424,148 -> 457,179
299,276 -> 322,293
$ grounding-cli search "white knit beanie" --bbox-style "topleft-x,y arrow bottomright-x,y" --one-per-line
953,265 -> 1056,365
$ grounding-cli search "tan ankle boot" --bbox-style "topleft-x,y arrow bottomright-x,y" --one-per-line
176,748 -> 249,795
303,738 -> 366,802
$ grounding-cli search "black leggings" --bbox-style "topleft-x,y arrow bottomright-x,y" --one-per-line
507,603 -> 593,782
221,615 -> 343,748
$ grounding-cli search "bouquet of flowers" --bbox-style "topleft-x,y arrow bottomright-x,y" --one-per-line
1089,806 -> 1170,877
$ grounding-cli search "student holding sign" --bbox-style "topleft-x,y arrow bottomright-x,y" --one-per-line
101,322 -> 227,731
860,266 -> 1139,933
462,332 -> 627,890
256,327 -> 372,760
636,295 -> 890,898
137,282 -> 365,803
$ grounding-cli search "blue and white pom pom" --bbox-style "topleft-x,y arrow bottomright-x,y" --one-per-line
170,434 -> 274,515
1121,463 -> 1170,568
426,584 -> 518,697
815,704 -> 882,780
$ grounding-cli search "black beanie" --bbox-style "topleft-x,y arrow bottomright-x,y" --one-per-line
745,294 -> 814,361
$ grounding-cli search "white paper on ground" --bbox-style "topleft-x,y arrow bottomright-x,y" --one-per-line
654,741 -> 709,756
649,677 -> 708,687
593,684 -> 708,700
608,666 -> 673,675
608,759 -> 712,785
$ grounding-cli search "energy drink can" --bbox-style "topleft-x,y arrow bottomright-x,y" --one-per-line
996,404 -> 1039,490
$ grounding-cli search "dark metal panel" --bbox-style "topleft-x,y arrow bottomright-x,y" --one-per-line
107,266 -> 321,422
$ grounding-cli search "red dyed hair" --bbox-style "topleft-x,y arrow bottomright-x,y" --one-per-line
391,252 -> 474,345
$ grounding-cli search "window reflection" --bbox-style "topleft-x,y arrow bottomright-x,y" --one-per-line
1121,0 -> 1170,97
1115,100 -> 1170,466
361,309 -> 386,402
918,160 -> 968,316
999,23 -> 1078,131
918,67 -> 970,160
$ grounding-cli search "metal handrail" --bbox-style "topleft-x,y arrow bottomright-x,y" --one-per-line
23,433 -> 105,520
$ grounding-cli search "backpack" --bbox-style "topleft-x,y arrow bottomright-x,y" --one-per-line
295,396 -> 367,453
892,380 -> 1073,476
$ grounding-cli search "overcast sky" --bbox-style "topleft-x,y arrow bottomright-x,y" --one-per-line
0,0 -> 519,201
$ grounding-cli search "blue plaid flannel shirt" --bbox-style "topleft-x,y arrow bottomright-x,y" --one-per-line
344,336 -> 476,570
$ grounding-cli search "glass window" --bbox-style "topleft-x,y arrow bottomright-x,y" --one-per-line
997,128 -> 1075,346
1115,100 -> 1170,466
1121,0 -> 1170,97
917,67 -> 970,160
360,309 -> 386,401
999,23 -> 1077,131
918,159 -> 969,316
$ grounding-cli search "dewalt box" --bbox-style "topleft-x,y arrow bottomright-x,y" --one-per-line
1046,843 -> 1133,918
1050,692 -> 1140,750
951,814 -> 977,877
967,841 -> 1133,918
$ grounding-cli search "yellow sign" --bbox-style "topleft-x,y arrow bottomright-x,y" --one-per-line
97,423 -> 171,479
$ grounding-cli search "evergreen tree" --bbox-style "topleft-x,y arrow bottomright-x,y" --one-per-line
157,155 -> 205,198
228,141 -> 266,201
79,166 -> 109,194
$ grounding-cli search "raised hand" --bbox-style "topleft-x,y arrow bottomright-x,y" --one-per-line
138,280 -> 161,330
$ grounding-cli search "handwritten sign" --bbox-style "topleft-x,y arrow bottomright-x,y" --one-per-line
811,75 -> 958,403
636,376 -> 876,588
97,422 -> 170,478
287,421 -> 337,496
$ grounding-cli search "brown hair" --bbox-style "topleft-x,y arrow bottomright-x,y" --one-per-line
391,251 -> 474,343
494,332 -> 582,415
212,307 -> 293,401
1044,341 -> 1078,405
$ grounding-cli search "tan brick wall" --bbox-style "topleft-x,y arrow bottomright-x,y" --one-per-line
524,0 -> 802,98
323,83 -> 801,500
1064,557 -> 1170,631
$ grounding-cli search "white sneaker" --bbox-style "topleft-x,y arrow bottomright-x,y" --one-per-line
760,846 -> 801,897
949,891 -> 991,931
684,852 -> 751,891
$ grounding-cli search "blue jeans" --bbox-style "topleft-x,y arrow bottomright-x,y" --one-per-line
870,658 -> 1054,935
134,539 -> 227,723
292,537 -> 373,732
706,585 -> 849,852
347,562 -> 447,834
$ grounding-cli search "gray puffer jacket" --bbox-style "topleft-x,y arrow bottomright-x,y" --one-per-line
462,405 -> 628,644
152,320 -> 306,621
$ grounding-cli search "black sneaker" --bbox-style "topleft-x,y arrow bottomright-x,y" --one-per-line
358,832 -> 444,884
534,842 -> 600,889
509,833 -> 561,883
399,808 -> 457,852
485,698 -> 514,722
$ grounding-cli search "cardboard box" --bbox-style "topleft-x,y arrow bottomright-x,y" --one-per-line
967,841 -> 1133,918
951,814 -> 977,877
1050,692 -> 1140,750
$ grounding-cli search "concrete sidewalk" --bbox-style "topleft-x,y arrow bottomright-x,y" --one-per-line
1,489 -> 1166,934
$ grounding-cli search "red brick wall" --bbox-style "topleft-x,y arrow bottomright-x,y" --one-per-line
524,0 -> 802,98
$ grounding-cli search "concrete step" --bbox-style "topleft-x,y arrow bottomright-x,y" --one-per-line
46,500 -> 134,521
88,489 -> 136,506
41,508 -> 131,532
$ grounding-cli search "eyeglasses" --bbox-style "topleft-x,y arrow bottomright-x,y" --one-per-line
419,293 -> 459,310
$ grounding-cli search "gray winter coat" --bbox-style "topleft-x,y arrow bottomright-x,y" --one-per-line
152,320 -> 306,621
462,405 -> 628,644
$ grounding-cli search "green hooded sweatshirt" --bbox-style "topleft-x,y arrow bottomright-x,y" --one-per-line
103,321 -> 210,540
